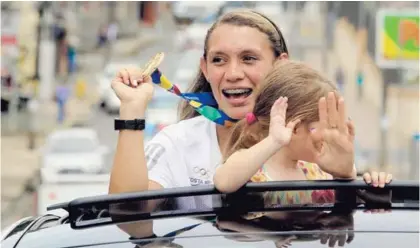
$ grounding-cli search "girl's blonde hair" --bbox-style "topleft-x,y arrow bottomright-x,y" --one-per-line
178,9 -> 289,121
224,60 -> 338,160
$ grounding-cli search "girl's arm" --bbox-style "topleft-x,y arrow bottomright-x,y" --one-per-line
214,97 -> 300,193
214,136 -> 283,193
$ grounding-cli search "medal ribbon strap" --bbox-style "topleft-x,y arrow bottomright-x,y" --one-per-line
151,69 -> 237,127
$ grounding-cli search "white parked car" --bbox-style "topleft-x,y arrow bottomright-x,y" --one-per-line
39,128 -> 109,183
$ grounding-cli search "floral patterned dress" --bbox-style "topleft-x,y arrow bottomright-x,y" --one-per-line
243,161 -> 335,220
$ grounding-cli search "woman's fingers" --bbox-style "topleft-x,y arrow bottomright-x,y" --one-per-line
118,68 -> 130,85
117,66 -> 145,87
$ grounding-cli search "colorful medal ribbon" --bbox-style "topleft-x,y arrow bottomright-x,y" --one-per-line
151,69 -> 237,127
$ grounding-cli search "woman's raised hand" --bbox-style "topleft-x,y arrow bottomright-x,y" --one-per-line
111,66 -> 155,119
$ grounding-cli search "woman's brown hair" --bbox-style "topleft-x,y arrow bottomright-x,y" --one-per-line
223,60 -> 338,160
178,9 -> 289,121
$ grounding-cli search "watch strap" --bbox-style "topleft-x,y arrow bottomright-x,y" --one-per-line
114,119 -> 145,131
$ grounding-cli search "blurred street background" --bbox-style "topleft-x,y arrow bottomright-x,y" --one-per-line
1,1 -> 419,229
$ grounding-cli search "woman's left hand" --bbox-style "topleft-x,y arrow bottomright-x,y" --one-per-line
311,92 -> 355,179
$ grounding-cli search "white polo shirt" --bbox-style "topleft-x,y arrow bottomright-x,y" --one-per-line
145,116 -> 222,209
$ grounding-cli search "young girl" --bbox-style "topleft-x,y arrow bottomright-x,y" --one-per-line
214,60 -> 392,207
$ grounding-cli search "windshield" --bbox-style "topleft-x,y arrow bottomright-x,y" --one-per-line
50,137 -> 97,153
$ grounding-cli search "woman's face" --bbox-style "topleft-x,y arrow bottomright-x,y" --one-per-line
201,24 -> 288,120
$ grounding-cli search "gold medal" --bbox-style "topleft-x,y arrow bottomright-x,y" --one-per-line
142,52 -> 165,77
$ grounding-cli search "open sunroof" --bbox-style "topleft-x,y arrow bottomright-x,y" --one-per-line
47,180 -> 419,229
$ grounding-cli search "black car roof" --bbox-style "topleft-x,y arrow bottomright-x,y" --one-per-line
3,210 -> 419,248
2,180 -> 419,248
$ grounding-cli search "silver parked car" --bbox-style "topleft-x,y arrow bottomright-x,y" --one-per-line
39,128 -> 109,182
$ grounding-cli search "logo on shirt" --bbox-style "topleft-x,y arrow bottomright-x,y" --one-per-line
189,166 -> 212,186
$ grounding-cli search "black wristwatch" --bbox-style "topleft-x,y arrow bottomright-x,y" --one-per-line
114,119 -> 146,131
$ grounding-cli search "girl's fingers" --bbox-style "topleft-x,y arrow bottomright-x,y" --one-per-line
338,233 -> 346,247
346,229 -> 355,243
286,119 -> 301,130
365,171 -> 393,187
346,119 -> 355,139
327,92 -> 339,128
337,96 -> 348,133
320,233 -> 328,244
278,97 -> 288,118
311,97 -> 327,144
328,234 -> 339,248
378,172 -> 387,188
363,172 -> 372,184
270,97 -> 283,114
270,97 -> 288,122
370,171 -> 379,187
385,173 -> 393,184
318,97 -> 328,130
